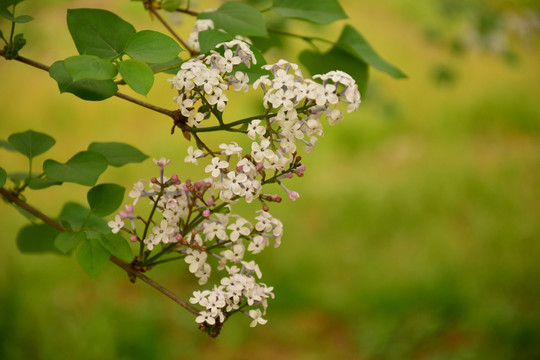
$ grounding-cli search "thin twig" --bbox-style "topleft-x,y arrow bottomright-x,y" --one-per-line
0,50 -> 177,118
148,6 -> 193,56
113,92 -> 175,117
0,187 -> 199,316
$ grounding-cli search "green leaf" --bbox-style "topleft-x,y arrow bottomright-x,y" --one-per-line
198,29 -> 234,54
148,57 -> 183,74
117,59 -> 154,96
64,55 -> 118,81
87,142 -> 148,167
77,237 -> 111,278
124,30 -> 182,63
99,233 -> 132,262
16,224 -> 63,254
272,0 -> 347,25
161,0 -> 183,12
43,151 -> 108,186
87,183 -> 125,217
0,6 -> 33,23
299,47 -> 369,96
54,231 -> 86,254
337,24 -> 406,79
58,202 -> 109,233
49,60 -> 118,101
7,130 -> 55,160
0,139 -> 16,151
198,2 -> 268,37
67,8 -> 136,60
28,176 -> 62,189
0,167 -> 6,188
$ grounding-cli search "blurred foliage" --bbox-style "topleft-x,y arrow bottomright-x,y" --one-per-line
1,0 -> 540,359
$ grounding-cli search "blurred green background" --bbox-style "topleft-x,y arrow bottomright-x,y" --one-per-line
1,0 -> 540,359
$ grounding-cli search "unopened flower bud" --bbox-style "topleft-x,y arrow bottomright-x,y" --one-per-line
206,198 -> 214,206
203,209 -> 210,218
175,233 -> 183,242
262,204 -> 270,212
130,235 -> 138,242
119,211 -> 128,219
151,177 -> 158,183
256,163 -> 264,171
171,174 -> 180,184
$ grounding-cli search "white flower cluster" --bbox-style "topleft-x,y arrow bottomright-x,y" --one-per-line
170,39 -> 255,127
191,264 -> 274,330
109,158 -> 282,330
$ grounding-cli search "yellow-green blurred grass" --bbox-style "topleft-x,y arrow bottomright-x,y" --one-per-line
1,0 -> 540,359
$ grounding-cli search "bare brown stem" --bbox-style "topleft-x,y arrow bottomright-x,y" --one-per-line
0,187 -> 199,316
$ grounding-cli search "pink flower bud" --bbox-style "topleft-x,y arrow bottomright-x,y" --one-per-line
236,165 -> 243,172
151,177 -> 158,183
296,164 -> 306,172
256,163 -> 264,171
206,198 -> 214,206
175,233 -> 183,242
195,181 -> 203,189
118,211 -> 128,219
124,204 -> 134,213
171,174 -> 180,184
296,171 -> 304,177
203,209 -> 210,218
130,235 -> 138,242
288,191 -> 300,201
286,172 -> 293,179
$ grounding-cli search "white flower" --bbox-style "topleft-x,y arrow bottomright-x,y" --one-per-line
207,88 -> 228,112
129,181 -> 145,205
185,250 -> 208,273
247,119 -> 266,140
227,218 -> 251,242
249,309 -> 268,327
248,235 -> 267,254
219,142 -> 243,157
108,215 -> 124,234
205,157 -> 229,177
223,244 -> 245,263
231,71 -> 249,92
196,310 -> 217,325
152,219 -> 176,245
185,146 -> 204,164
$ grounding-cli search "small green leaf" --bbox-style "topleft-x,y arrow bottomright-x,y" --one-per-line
198,29 -> 234,54
13,14 -> 33,23
64,55 -> 118,81
198,2 -> 268,37
28,176 -> 62,189
49,60 -> 118,101
54,231 -> 86,254
87,142 -> 148,167
77,237 -> 111,278
99,233 -> 132,262
43,151 -> 108,186
117,59 -> 154,95
337,24 -> 406,79
272,0 -> 347,25
67,8 -> 136,60
16,224 -> 63,254
299,47 -> 369,96
0,167 -> 7,188
87,183 -> 125,217
124,30 -> 182,63
7,130 -> 55,160
58,202 -> 109,233
161,0 -> 183,12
